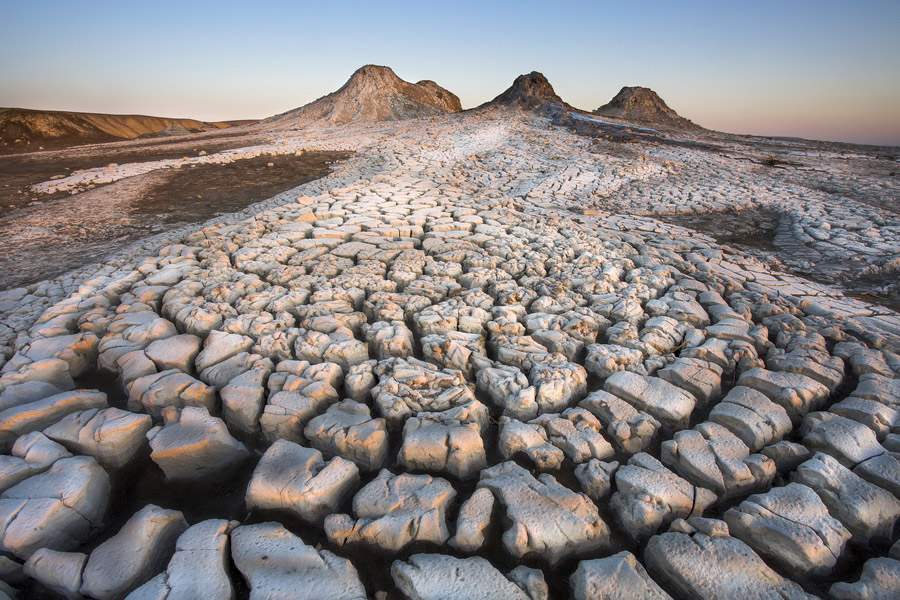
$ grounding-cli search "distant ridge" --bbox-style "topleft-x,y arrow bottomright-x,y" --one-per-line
594,86 -> 701,130
0,107 -> 251,150
264,65 -> 462,128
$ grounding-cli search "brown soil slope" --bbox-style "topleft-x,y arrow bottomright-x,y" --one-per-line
0,107 -> 252,151
594,86 -> 702,130
478,71 -> 572,111
264,65 -> 462,129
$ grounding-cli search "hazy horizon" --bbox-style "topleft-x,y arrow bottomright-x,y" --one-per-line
3,0 -> 899,146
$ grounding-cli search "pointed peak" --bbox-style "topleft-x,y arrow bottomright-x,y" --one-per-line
265,64 -> 461,128
348,64 -> 400,81
483,71 -> 565,110
595,86 -> 701,130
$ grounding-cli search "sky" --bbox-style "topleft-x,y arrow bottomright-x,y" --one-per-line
2,0 -> 899,145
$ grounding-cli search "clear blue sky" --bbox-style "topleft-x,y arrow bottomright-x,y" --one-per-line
2,0 -> 899,145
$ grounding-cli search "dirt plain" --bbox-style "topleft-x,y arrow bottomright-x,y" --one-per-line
0,147 -> 350,289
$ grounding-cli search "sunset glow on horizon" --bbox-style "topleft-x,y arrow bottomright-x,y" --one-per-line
2,0 -> 898,146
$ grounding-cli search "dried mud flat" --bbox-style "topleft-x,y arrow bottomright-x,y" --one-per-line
0,148 -> 350,289
0,104 -> 897,600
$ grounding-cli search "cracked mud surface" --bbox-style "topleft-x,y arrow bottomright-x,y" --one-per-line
0,151 -> 350,290
0,107 -> 897,600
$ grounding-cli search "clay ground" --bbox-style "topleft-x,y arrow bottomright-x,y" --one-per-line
0,150 -> 350,289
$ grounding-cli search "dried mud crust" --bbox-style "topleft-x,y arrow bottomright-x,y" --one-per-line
654,208 -> 781,253
0,112 -> 898,600
133,151 -> 352,224
654,208 -> 900,313
0,134 -> 274,214
0,151 -> 350,290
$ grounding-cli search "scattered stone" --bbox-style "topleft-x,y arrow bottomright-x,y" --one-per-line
0,389 -> 107,451
604,371 -> 696,432
0,432 -> 71,493
737,368 -> 830,422
126,370 -> 216,420
23,549 -> 87,599
260,360 -> 341,443
829,557 -> 900,600
830,395 -> 899,440
231,522 -> 366,600
707,385 -> 792,452
761,440 -> 811,472
0,456 -> 110,559
304,400 -> 388,471
571,551 -> 672,600
611,452 -> 716,539
144,334 -> 202,373
793,452 -> 900,544
220,364 -> 270,436
661,421 -> 775,498
147,407 -> 249,481
392,554 -> 546,600
478,461 -> 609,564
579,389 -> 660,454
645,517 -> 818,600
724,482 -> 851,575
80,504 -> 188,600
476,364 -> 538,420
43,407 -> 152,469
657,357 -> 722,406
246,439 -> 359,523
449,487 -> 494,552
372,358 -> 476,428
799,411 -> 886,468
400,402 -> 487,478
325,470 -> 456,552
125,519 -> 238,600
574,459 -> 618,502
853,452 -> 900,497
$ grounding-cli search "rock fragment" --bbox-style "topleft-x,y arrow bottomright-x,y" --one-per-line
147,407 -> 249,481
0,432 -> 71,493
579,389 -> 660,454
611,453 -> 716,539
660,421 -> 775,498
737,368 -> 830,422
604,371 -> 695,432
126,370 -> 216,420
707,385 -> 792,451
574,459 -> 618,502
372,357 -> 475,427
304,400 -> 388,471
799,411 -> 886,468
0,389 -> 107,451
325,470 -> 455,552
478,461 -> 609,564
724,482 -> 851,575
126,519 -> 238,600
854,452 -> 900,497
23,549 -> 86,599
43,407 -> 152,469
231,522 -> 366,600
392,554 -> 546,600
399,402 -> 487,478
792,452 -> 900,544
571,551 -> 672,600
449,487 -> 494,552
246,439 -> 359,523
0,455 -> 110,559
80,504 -> 188,600
830,557 -> 900,600
645,518 -> 818,600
